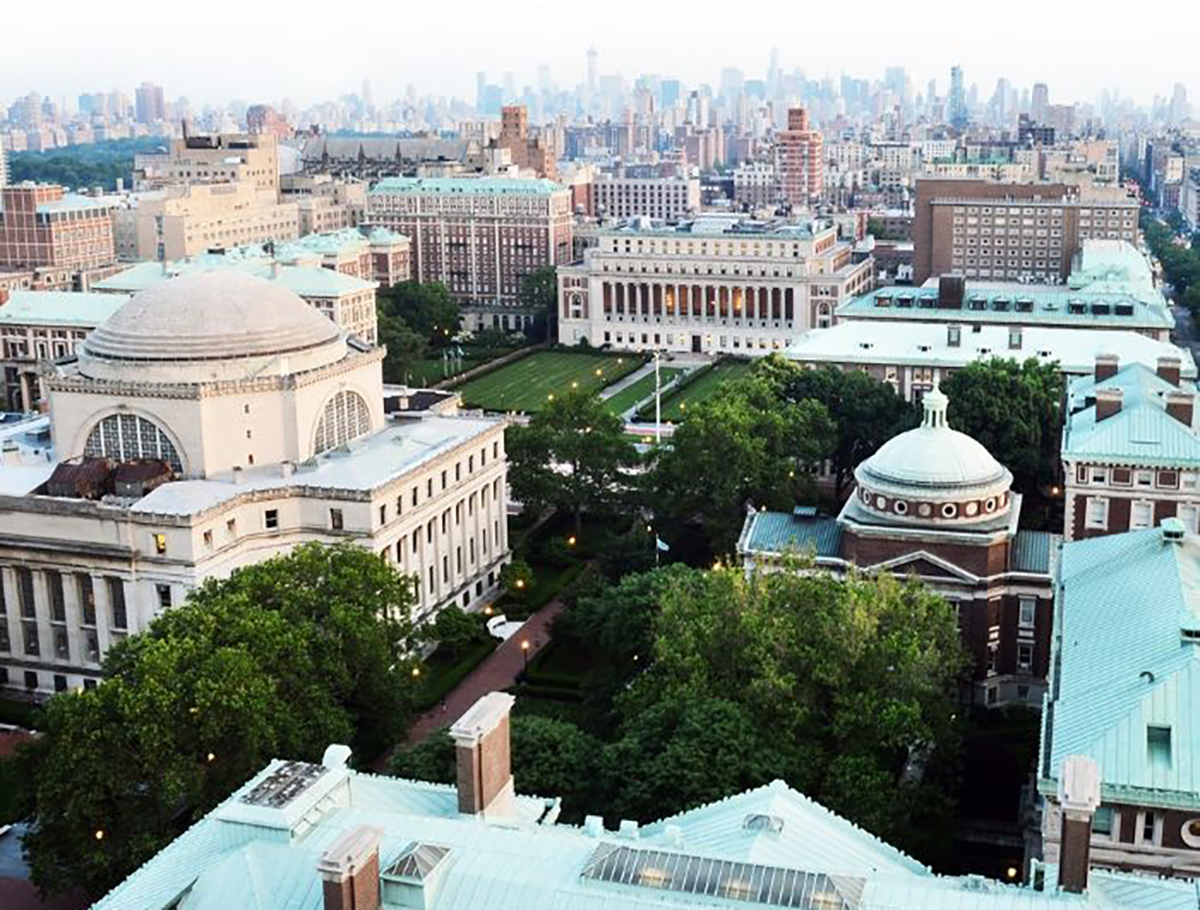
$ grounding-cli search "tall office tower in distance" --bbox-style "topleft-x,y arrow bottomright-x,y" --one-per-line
1032,82 -> 1050,122
586,47 -> 598,115
948,66 -> 968,129
134,81 -> 165,124
777,107 -> 823,207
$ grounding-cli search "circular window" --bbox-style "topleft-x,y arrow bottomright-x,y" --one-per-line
1182,819 -> 1200,848
985,497 -> 997,513
861,487 -> 872,503
875,496 -> 888,509
965,502 -> 979,517
918,503 -> 932,517
941,503 -> 958,519
894,501 -> 909,515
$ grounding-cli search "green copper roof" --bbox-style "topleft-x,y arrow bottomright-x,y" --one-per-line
1062,364 -> 1200,468
369,176 -> 564,196
1041,526 -> 1200,808
1012,530 -> 1054,574
740,512 -> 843,558
0,291 -> 128,327
91,752 -> 1192,910
93,258 -> 373,299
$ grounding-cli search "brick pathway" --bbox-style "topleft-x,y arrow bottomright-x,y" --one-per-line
372,599 -> 565,771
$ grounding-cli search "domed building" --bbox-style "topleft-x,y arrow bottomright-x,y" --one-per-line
739,386 -> 1057,708
0,272 -> 511,697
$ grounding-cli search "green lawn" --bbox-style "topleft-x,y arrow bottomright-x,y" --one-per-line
457,351 -> 645,413
638,360 -> 754,422
394,345 -> 525,387
603,368 -> 686,417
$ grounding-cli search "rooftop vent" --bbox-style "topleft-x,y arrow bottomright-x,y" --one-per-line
1161,517 -> 1186,544
385,843 -> 451,881
241,761 -> 327,809
743,813 -> 785,834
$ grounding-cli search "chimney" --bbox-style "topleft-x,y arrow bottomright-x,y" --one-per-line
1008,326 -> 1023,351
232,465 -> 245,484
1095,388 -> 1123,421
450,692 -> 515,817
1157,355 -> 1182,387
938,274 -> 965,309
0,288 -> 9,307
1056,755 -> 1101,894
318,825 -> 383,910
1093,353 -> 1119,382
1166,390 -> 1195,427
281,460 -> 295,479
947,324 -> 961,348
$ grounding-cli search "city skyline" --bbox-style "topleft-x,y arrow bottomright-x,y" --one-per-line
4,0 -> 1197,112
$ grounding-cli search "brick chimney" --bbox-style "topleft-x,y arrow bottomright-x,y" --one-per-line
318,825 -> 383,910
1166,390 -> 1194,426
1094,354 -> 1119,382
0,288 -> 9,307
1095,388 -> 1123,421
1057,755 -> 1101,894
450,692 -> 516,817
1157,356 -> 1182,387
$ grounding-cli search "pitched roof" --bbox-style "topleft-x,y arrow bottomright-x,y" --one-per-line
1062,363 -> 1200,467
1042,526 -> 1200,808
739,511 -> 843,559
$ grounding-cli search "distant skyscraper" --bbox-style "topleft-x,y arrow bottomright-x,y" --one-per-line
361,79 -> 373,114
476,72 -> 487,114
1032,82 -> 1050,123
777,107 -> 823,207
586,47 -> 598,114
948,66 -> 968,129
135,81 -> 165,124
661,79 -> 682,108
1169,83 -> 1190,125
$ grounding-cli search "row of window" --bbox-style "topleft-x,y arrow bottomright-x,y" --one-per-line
0,667 -> 97,693
1084,497 -> 1200,532
1076,465 -> 1189,491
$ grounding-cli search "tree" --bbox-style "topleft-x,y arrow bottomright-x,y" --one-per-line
600,697 -> 786,822
19,543 -> 418,898
518,266 -> 558,342
420,604 -> 484,653
499,559 -> 535,599
941,357 -> 1064,496
618,564 -> 967,846
378,281 -> 461,347
754,357 -> 915,499
377,308 -> 429,384
648,376 -> 834,553
507,389 -> 640,532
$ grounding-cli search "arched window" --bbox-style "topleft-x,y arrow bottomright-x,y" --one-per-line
84,414 -> 182,472
313,390 -> 372,455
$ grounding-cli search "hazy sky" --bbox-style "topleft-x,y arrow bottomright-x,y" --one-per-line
4,0 -> 1196,111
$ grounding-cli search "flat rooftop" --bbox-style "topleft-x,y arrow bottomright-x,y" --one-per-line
0,291 -> 129,328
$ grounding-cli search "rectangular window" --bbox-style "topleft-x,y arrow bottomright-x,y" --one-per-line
108,577 -> 127,630
1135,470 -> 1153,487
1019,597 -> 1036,629
1090,467 -> 1107,484
203,529 -> 214,550
411,488 -> 418,507
54,627 -> 69,660
0,625 -> 8,652
1179,504 -> 1200,533
86,630 -> 100,663
1085,497 -> 1109,530
227,518 -> 237,538
1148,725 -> 1172,770
23,623 -> 39,656
1017,643 -> 1033,671
152,533 -> 167,555
1130,500 -> 1154,530
379,504 -> 387,525
78,575 -> 96,625
264,509 -> 279,530
17,568 -> 34,618
156,584 -> 171,609
1093,806 -> 1115,838
330,509 -> 344,531
48,570 -> 66,622
1141,810 -> 1158,844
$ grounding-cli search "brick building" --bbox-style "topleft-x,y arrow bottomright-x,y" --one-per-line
1039,520 -> 1200,877
366,176 -> 573,325
739,387 -> 1056,707
776,107 -> 823,207
491,106 -> 556,180
913,178 -> 1139,284
1062,355 -> 1200,541
0,184 -> 116,276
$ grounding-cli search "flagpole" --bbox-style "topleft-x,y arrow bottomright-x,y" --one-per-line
654,350 -> 662,446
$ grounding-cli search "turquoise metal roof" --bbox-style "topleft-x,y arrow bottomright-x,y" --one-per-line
0,291 -> 128,327
93,258 -> 373,299
91,755 -> 1189,910
1041,527 -> 1200,808
741,512 -> 843,559
1062,364 -> 1200,468
369,176 -> 563,196
1012,531 -> 1054,574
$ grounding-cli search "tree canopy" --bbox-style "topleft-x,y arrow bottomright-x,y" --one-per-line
941,357 -> 1064,496
18,543 -> 418,899
378,281 -> 461,348
754,357 -> 915,499
506,389 -> 640,529
518,266 -> 558,342
647,375 -> 834,554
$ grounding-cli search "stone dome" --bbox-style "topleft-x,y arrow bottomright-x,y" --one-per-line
853,386 -> 1013,525
84,271 -> 340,363
78,271 -> 347,383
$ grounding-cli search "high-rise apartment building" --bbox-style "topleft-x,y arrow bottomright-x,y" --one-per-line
776,107 -> 823,207
0,184 -> 116,276
134,81 -> 165,124
366,176 -> 573,321
913,178 -> 1139,284
491,106 -> 557,179
1032,82 -> 1050,122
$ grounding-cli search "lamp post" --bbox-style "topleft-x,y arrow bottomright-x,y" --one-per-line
521,639 -> 530,671
654,350 -> 662,446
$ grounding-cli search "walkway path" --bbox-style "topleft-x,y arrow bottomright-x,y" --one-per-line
380,598 -> 565,765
